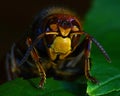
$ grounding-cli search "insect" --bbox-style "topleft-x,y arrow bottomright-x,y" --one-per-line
5,7 -> 111,88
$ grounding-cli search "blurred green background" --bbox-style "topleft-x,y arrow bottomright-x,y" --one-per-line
84,0 -> 120,95
0,0 -> 120,96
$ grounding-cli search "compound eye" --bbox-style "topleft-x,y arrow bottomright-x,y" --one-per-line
50,24 -> 58,31
72,25 -> 79,31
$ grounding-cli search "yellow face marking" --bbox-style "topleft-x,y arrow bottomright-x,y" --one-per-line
59,27 -> 71,36
51,36 -> 71,54
50,24 -> 58,31
72,26 -> 79,31
49,48 -> 57,60
49,36 -> 71,60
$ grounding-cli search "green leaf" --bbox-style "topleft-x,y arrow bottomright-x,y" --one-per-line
0,78 -> 87,96
87,59 -> 120,96
84,0 -> 120,96
102,91 -> 120,96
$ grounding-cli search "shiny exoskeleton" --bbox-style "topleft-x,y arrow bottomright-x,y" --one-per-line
5,7 -> 111,88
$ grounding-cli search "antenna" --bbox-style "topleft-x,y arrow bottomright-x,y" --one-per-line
91,37 -> 111,63
19,33 -> 45,65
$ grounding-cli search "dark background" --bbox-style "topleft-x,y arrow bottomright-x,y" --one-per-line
0,0 -> 92,83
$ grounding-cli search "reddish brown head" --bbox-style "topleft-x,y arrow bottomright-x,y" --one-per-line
42,14 -> 84,60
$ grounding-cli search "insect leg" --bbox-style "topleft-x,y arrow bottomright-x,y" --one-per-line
84,37 -> 98,83
26,37 -> 46,88
5,53 -> 13,80
5,43 -> 20,80
19,32 -> 45,65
